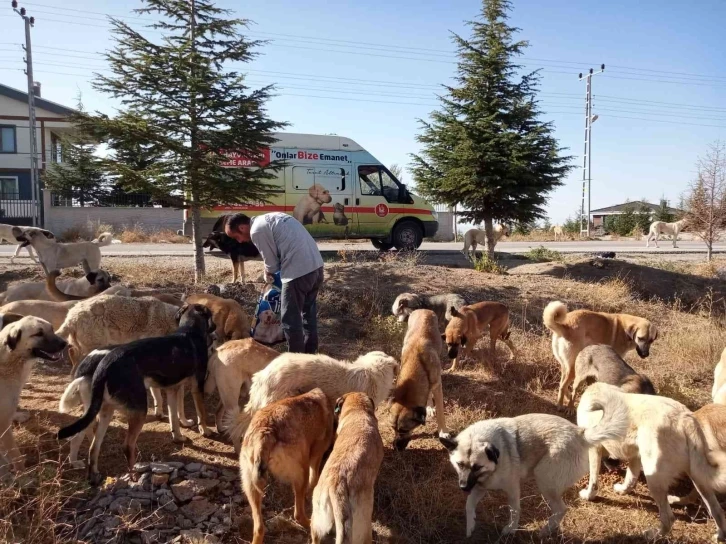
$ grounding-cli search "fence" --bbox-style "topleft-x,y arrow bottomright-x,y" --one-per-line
0,193 -> 38,221
50,192 -> 176,208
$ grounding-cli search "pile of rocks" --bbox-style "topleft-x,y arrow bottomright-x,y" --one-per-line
69,461 -> 247,544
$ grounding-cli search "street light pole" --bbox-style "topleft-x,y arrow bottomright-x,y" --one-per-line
12,0 -> 39,226
578,64 -> 605,238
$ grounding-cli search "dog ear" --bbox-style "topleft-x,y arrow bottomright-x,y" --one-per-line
441,333 -> 446,341
42,229 -> 55,239
85,271 -> 98,285
399,298 -> 408,309
4,325 -> 22,350
413,406 -> 427,425
624,324 -> 636,342
450,306 -> 460,318
0,313 -> 25,330
175,304 -> 189,322
334,396 -> 346,416
485,444 -> 500,464
439,435 -> 458,452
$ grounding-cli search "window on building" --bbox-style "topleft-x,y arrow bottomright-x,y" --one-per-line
0,126 -> 17,153
0,177 -> 19,199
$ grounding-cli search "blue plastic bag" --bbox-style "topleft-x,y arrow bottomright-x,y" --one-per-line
250,271 -> 284,345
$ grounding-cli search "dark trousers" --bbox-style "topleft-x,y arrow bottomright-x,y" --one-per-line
281,267 -> 324,354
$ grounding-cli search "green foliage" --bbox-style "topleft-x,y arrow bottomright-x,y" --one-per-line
512,221 -> 536,236
653,198 -> 675,223
473,253 -> 507,274
526,246 -> 562,262
604,203 -> 652,236
562,215 -> 580,234
74,0 -> 287,279
410,0 -> 573,255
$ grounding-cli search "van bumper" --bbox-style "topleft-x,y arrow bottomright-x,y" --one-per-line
424,221 -> 439,238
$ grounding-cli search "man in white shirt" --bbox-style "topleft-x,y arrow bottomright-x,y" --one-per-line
225,212 -> 324,353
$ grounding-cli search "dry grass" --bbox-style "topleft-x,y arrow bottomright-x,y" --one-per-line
116,224 -> 188,244
2,257 -> 726,543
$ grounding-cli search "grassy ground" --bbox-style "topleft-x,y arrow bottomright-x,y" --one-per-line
1,253 -> 725,543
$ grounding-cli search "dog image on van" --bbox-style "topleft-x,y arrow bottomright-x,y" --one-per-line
577,382 -> 726,540
332,202 -> 349,226
293,183 -> 332,225
440,409 -> 627,538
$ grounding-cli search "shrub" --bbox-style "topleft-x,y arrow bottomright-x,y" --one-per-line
526,246 -> 563,262
473,254 -> 507,274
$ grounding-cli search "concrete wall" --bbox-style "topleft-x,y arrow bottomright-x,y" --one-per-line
432,210 -> 455,241
43,191 -> 183,235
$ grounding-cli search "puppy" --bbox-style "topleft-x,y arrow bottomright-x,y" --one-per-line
713,347 -> 726,404
185,293 -> 250,343
443,301 -> 516,372
293,183 -> 332,225
0,314 -> 67,471
14,227 -> 112,274
390,309 -> 450,450
203,230 -> 261,283
0,269 -> 111,304
311,392 -> 384,544
571,344 -> 656,405
543,301 -> 659,413
391,292 -> 467,327
578,383 -> 726,540
0,223 -> 53,264
205,338 -> 280,431
227,351 -> 398,452
57,304 -> 215,483
240,388 -> 335,544
440,409 -> 627,537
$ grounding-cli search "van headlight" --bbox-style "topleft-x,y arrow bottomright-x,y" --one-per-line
431,210 -> 438,221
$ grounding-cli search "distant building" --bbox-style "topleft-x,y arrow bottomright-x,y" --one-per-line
589,200 -> 682,230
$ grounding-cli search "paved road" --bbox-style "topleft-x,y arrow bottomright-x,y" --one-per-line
1,239 -> 723,257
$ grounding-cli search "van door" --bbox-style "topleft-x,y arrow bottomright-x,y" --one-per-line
355,164 -> 407,237
286,163 -> 355,238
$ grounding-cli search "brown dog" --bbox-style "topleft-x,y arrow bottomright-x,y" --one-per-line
390,309 -> 451,450
240,387 -> 335,544
543,301 -> 659,413
311,392 -> 384,544
443,301 -> 516,372
185,293 -> 250,343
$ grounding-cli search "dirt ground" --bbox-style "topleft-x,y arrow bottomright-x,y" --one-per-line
1,252 -> 726,543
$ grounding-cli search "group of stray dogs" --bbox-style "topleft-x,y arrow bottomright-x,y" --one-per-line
1,225 -> 726,543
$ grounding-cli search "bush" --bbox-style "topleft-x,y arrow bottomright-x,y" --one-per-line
526,246 -> 563,262
473,254 -> 507,274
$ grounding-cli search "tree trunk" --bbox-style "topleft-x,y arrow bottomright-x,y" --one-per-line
191,202 -> 205,283
483,216 -> 495,259
707,241 -> 713,262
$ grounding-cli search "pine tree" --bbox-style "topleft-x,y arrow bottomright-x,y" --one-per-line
410,0 -> 572,257
76,0 -> 286,281
653,198 -> 675,223
44,96 -> 108,207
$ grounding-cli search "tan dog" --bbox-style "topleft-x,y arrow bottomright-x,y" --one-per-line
462,225 -> 509,260
443,301 -> 516,372
311,392 -> 384,544
0,269 -> 111,304
543,301 -> 659,413
713,347 -> 726,404
0,299 -> 78,330
240,388 -> 335,544
293,183 -> 333,225
390,309 -> 451,450
205,338 -> 280,431
0,314 -> 67,471
185,293 -> 250,343
14,228 -> 113,274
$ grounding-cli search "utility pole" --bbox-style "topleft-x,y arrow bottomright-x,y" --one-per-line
578,64 -> 605,238
12,0 -> 39,226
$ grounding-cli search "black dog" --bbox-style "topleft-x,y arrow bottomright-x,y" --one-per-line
57,304 -> 216,483
202,215 -> 260,282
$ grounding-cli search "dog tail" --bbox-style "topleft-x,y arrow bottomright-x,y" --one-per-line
57,363 -> 109,440
578,386 -> 629,447
46,270 -> 86,302
542,301 -> 569,337
59,377 -> 86,413
226,409 -> 253,450
92,232 -> 114,246
246,430 -> 275,493
331,484 -> 352,544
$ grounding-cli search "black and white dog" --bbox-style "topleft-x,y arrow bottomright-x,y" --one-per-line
57,304 -> 215,483
202,214 -> 261,283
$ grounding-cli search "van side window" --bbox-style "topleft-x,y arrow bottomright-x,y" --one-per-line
358,165 -> 382,196
293,166 -> 348,193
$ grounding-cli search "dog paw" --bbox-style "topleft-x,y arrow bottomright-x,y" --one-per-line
171,434 -> 187,444
201,427 -> 214,438
613,482 -> 632,495
667,494 -> 686,506
579,487 -> 597,501
643,527 -> 664,540
438,430 -> 453,441
70,460 -> 86,470
179,418 -> 196,428
426,406 -> 437,419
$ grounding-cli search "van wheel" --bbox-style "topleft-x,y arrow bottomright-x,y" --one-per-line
392,221 -> 423,250
371,239 -> 394,251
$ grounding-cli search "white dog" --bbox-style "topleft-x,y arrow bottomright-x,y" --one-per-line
550,224 -> 564,241
14,228 -> 113,273
440,410 -> 627,537
0,224 -> 54,264
462,224 -> 509,260
645,218 -> 687,248
293,183 -> 333,225
226,351 -> 399,451
578,382 -> 726,540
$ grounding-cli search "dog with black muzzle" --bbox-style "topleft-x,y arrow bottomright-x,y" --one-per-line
390,309 -> 451,450
440,410 -> 627,538
57,304 -> 216,483
0,313 -> 67,471
442,301 -> 517,372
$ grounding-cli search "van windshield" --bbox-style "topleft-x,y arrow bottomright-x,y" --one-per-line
358,165 -> 404,202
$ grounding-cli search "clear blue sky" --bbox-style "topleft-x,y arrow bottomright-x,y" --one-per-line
2,0 -> 725,223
